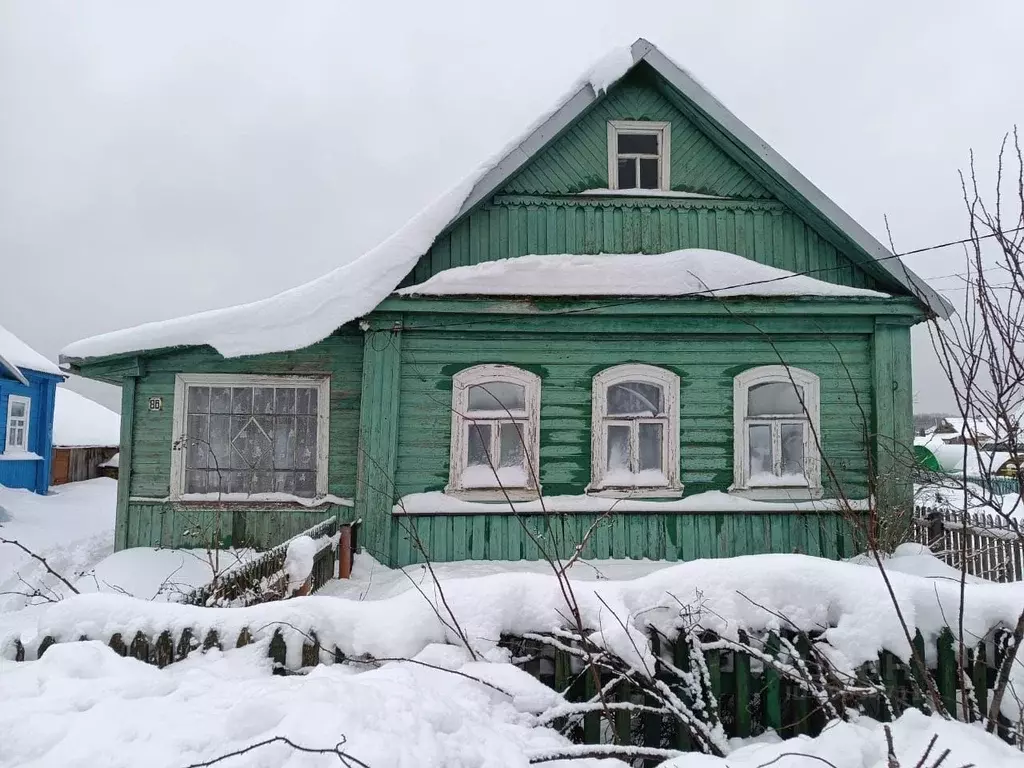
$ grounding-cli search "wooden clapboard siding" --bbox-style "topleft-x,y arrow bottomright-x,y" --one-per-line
127,329 -> 362,501
501,70 -> 772,198
390,511 -> 864,565
393,326 -> 874,501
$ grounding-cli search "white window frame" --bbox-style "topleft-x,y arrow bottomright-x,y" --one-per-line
5,395 -> 31,453
447,364 -> 541,500
732,365 -> 822,499
590,364 -> 681,497
607,120 -> 671,191
170,373 -> 331,501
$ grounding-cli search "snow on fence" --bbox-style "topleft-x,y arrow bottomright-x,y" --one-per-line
180,517 -> 359,607
913,505 -> 1024,582
7,621 -> 1021,750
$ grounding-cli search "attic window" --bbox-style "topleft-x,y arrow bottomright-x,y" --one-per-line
607,121 -> 670,190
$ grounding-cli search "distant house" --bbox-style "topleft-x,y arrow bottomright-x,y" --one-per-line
51,388 -> 120,485
64,39 -> 951,563
0,324 -> 63,494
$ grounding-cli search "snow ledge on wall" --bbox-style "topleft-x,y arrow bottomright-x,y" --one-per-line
393,490 -> 870,515
397,250 -> 890,299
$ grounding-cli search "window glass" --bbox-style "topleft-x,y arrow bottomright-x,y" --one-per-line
9,401 -> 26,419
748,381 -> 804,416
466,423 -> 492,466
638,422 -> 663,471
608,382 -> 663,416
781,424 -> 805,475
617,158 -> 636,189
498,422 -> 526,468
468,382 -> 525,412
606,424 -> 630,471
638,158 -> 659,189
183,384 -> 320,495
618,133 -> 658,154
748,424 -> 772,476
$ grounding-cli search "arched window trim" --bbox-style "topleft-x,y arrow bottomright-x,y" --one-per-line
732,365 -> 822,499
590,364 -> 682,497
447,364 -> 542,501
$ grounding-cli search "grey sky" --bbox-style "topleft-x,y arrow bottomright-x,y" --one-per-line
2,1 -> 1022,412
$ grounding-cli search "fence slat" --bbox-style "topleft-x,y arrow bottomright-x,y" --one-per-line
734,631 -> 752,738
763,633 -> 782,731
936,629 -> 956,716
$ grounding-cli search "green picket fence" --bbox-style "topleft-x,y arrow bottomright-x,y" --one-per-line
505,626 -> 1022,755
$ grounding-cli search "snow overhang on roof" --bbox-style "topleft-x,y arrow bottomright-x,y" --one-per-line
61,38 -> 950,365
0,323 -> 63,383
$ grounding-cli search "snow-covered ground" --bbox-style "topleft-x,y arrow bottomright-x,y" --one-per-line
0,479 -> 116,612
1,633 -> 1019,767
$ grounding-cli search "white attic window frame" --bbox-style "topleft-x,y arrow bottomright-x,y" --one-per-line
446,364 -> 541,501
732,365 -> 822,499
5,395 -> 31,453
170,373 -> 331,502
589,364 -> 681,497
607,120 -> 671,191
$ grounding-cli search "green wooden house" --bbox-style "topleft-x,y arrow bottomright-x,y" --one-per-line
62,39 -> 950,567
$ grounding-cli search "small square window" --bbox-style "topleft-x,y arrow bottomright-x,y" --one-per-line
608,121 -> 670,191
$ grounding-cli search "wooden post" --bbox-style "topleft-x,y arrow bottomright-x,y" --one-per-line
114,374 -> 138,551
926,510 -> 944,553
338,524 -> 353,579
354,317 -> 403,565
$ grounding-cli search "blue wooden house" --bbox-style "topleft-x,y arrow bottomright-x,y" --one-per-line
0,323 -> 63,493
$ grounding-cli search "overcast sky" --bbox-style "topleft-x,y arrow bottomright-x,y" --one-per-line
2,1 -> 1022,412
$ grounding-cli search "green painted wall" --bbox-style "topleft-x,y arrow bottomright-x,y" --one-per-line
408,197 -> 879,290
112,328 -> 363,549
392,323 -> 874,502
502,71 -> 773,198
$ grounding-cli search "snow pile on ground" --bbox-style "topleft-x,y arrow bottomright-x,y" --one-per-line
398,250 -> 889,299
75,546 -> 258,602
847,542 -> 990,584
0,640 -> 581,768
283,535 -> 316,592
52,387 -> 120,448
0,322 -> 62,377
0,479 -> 115,612
60,49 -> 638,364
662,709 -> 1022,767
0,632 -> 1019,767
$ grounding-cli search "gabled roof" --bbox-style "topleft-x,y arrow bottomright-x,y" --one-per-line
454,39 -> 951,317
0,323 -> 63,383
62,39 -> 949,365
52,387 -> 121,448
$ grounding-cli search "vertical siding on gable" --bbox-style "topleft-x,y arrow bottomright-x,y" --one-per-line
409,199 -> 877,290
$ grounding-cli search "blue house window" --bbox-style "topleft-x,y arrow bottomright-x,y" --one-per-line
5,395 -> 30,453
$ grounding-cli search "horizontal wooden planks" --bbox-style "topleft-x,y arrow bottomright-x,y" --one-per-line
389,512 -> 864,566
127,331 -> 363,501
394,329 -> 874,499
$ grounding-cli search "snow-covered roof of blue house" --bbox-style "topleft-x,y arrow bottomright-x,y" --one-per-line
0,323 -> 63,385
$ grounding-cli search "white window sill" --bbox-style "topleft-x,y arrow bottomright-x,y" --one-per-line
729,486 -> 823,502
586,486 -> 684,499
443,487 -> 543,503
0,451 -> 42,461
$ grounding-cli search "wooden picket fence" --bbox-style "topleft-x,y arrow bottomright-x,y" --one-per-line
11,621 -> 1020,752
504,625 -> 1023,753
181,517 -> 358,607
913,506 -> 1024,582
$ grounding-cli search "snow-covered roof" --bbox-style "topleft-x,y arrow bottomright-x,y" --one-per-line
52,388 -> 121,448
399,249 -> 889,300
61,39 -> 947,365
0,323 -> 63,383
